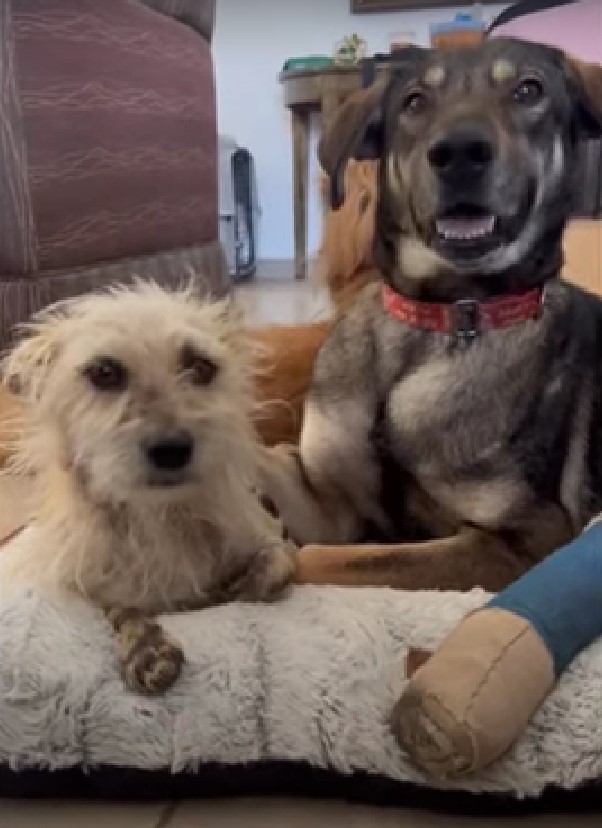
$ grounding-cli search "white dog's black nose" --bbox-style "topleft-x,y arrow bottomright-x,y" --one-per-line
145,431 -> 194,471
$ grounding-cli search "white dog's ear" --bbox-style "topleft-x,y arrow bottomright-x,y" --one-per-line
3,322 -> 62,400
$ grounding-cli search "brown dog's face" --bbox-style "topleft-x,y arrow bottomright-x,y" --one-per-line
320,39 -> 602,293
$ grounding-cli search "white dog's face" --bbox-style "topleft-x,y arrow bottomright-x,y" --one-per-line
4,283 -> 258,505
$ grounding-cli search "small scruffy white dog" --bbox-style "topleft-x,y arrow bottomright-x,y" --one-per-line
1,282 -> 296,694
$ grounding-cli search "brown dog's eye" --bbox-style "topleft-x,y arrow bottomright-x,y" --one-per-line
401,91 -> 428,116
180,346 -> 218,387
513,78 -> 544,106
83,357 -> 128,392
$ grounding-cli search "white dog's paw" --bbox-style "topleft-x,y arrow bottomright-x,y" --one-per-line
109,609 -> 185,695
124,630 -> 185,695
225,541 -> 298,603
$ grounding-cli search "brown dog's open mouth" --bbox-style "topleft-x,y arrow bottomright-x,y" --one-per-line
434,205 -> 501,260
436,213 -> 495,242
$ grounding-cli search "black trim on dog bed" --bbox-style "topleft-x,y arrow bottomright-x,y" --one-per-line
1,762 -> 601,814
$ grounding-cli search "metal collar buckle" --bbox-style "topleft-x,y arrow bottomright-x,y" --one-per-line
452,299 -> 480,346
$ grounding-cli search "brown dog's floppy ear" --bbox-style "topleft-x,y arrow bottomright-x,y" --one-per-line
318,45 -> 429,209
318,82 -> 386,211
565,56 -> 602,137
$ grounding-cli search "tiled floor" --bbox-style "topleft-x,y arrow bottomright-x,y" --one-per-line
161,801 -> 602,828
234,274 -> 331,326
0,801 -> 170,828
4,799 -> 602,828
0,278 -> 597,826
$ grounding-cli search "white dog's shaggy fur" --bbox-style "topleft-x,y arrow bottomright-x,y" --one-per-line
1,282 -> 296,693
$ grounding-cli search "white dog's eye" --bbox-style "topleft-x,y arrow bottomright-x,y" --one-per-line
180,345 -> 218,387
83,357 -> 128,392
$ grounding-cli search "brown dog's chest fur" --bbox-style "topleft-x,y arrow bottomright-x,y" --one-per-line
348,280 -> 599,542
260,275 -> 600,592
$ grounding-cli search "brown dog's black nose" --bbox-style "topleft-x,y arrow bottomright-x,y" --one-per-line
428,124 -> 494,183
146,430 -> 194,471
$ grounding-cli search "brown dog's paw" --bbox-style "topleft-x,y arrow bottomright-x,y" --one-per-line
226,542 -> 298,602
259,442 -> 300,478
109,610 -> 185,695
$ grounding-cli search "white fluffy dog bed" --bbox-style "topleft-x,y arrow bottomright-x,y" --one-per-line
0,530 -> 601,809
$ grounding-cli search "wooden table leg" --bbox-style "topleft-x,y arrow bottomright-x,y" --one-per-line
321,89 -> 342,134
292,107 -> 310,280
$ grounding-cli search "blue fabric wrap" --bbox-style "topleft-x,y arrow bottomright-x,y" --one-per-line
487,521 -> 602,676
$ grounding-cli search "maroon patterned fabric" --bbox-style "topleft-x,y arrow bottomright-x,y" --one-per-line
0,241 -> 228,349
0,0 -> 223,345
141,0 -> 215,42
0,1 -> 37,276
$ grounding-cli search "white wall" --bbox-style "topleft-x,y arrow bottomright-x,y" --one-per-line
214,0 -> 506,263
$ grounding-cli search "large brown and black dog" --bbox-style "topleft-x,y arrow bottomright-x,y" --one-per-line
261,39 -> 602,592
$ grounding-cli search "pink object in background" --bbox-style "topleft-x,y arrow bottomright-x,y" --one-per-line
489,0 -> 602,62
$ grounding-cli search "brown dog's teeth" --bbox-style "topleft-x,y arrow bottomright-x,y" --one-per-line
436,215 -> 495,240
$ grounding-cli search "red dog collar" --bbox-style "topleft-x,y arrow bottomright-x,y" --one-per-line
382,284 -> 544,343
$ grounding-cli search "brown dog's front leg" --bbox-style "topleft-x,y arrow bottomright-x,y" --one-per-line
296,527 -> 536,593
106,608 -> 184,695
219,541 -> 298,603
